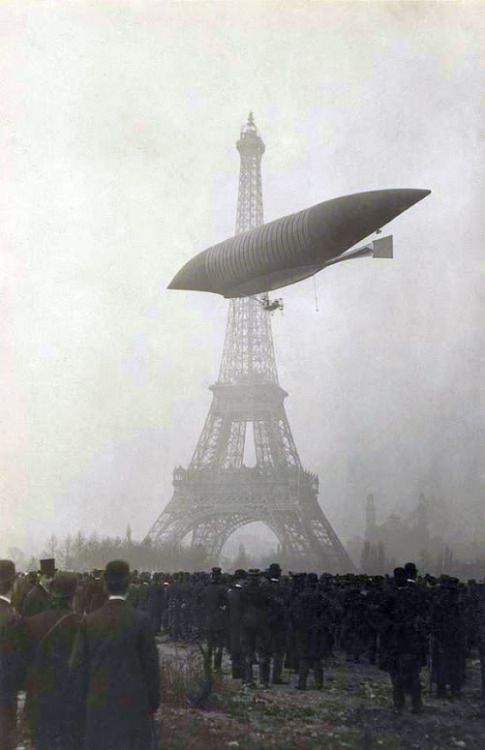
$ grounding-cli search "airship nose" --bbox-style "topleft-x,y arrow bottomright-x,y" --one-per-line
306,188 -> 431,261
168,251 -> 215,293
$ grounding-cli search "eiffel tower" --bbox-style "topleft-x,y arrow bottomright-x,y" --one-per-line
147,114 -> 353,572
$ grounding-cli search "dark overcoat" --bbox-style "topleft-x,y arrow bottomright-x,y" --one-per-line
71,599 -> 161,750
0,598 -> 26,750
26,607 -> 83,750
293,588 -> 333,659
22,583 -> 51,617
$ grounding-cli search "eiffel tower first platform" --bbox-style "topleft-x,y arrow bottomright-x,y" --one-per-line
146,114 -> 354,572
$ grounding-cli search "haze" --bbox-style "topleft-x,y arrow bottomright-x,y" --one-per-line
0,2 -> 482,558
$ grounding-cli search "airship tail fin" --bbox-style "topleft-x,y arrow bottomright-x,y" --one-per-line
372,235 -> 393,258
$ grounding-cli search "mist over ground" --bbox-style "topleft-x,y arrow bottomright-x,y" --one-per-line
0,2 -> 482,561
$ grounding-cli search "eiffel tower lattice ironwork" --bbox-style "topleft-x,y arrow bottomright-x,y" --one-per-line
146,113 -> 353,572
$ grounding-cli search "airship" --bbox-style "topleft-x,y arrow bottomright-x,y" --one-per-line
168,188 -> 431,298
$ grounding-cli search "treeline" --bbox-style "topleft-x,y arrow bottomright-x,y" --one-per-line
13,531 -> 342,575
9,530 -> 485,578
11,528 -> 211,573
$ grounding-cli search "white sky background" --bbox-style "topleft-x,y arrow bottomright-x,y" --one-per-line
0,1 -> 482,555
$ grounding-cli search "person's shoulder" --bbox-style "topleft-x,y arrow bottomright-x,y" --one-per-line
0,601 -> 16,624
84,598 -> 114,623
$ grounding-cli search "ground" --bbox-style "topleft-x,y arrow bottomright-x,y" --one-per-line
16,640 -> 484,750
156,640 -> 485,750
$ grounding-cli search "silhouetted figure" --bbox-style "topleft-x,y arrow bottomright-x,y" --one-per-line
293,573 -> 333,690
201,567 -> 228,673
26,572 -> 83,750
240,570 -> 273,687
0,560 -> 26,750
430,576 -> 466,699
70,560 -> 160,750
379,567 -> 427,713
227,569 -> 247,678
23,559 -> 56,617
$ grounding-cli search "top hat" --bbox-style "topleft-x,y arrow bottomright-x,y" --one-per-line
0,560 -> 16,586
39,559 -> 56,578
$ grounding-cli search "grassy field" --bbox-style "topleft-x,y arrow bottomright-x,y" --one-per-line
16,642 -> 484,749
156,642 -> 485,750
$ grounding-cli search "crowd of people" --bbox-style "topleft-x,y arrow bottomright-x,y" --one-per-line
0,556 -> 484,750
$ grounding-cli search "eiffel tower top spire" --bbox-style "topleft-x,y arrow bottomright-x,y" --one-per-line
235,113 -> 265,234
218,114 -> 277,385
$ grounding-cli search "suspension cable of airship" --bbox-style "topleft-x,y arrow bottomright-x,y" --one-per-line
313,276 -> 319,313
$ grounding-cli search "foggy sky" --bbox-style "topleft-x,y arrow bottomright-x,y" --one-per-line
0,1 -> 482,556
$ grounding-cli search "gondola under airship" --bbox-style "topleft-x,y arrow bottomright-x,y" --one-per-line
168,188 -> 431,299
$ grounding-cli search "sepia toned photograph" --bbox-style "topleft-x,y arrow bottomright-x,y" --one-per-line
0,1 -> 483,748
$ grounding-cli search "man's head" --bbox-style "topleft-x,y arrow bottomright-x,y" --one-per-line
404,562 -> 418,581
247,569 -> 261,586
0,560 -> 16,597
51,572 -> 78,601
268,563 -> 281,582
39,558 -> 56,581
211,566 -> 222,583
105,560 -> 130,595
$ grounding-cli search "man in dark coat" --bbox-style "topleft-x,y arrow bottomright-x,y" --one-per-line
22,559 -> 56,617
26,572 -> 83,750
477,582 -> 485,712
227,569 -> 247,678
292,573 -> 333,690
84,570 -> 107,614
430,577 -> 467,699
201,567 -> 228,673
0,560 -> 27,750
240,570 -> 273,687
265,564 -> 289,684
70,560 -> 161,750
379,567 -> 428,712
147,573 -> 164,635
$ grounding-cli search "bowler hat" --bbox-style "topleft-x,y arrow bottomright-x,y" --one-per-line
105,560 -> 130,584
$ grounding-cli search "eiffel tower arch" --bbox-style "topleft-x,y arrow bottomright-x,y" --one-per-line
147,114 -> 354,572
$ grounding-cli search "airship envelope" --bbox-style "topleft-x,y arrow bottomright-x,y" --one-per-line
168,188 -> 431,298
